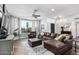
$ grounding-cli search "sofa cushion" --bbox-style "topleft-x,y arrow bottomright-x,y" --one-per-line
51,33 -> 57,39
44,40 -> 65,48
40,32 -> 44,35
44,39 -> 72,55
55,35 -> 65,42
44,32 -> 51,37
61,34 -> 73,39
64,35 -> 72,42
58,36 -> 65,42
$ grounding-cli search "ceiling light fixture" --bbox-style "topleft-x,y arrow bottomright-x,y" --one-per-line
51,8 -> 55,11
59,16 -> 63,18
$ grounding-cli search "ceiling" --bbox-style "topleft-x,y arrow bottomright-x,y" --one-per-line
6,4 -> 79,19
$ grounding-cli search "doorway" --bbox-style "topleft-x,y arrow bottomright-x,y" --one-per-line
51,23 -> 55,33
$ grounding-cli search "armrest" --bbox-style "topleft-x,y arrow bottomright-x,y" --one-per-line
64,39 -> 73,45
69,35 -> 73,39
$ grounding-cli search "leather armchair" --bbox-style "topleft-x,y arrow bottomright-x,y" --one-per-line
28,31 -> 36,38
43,32 -> 52,40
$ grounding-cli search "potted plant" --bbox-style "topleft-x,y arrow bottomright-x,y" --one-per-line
13,28 -> 18,37
26,28 -> 32,33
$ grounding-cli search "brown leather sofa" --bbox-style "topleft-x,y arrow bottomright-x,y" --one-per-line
44,39 -> 72,55
61,31 -> 73,39
43,32 -> 73,55
42,32 -> 59,40
38,32 -> 51,40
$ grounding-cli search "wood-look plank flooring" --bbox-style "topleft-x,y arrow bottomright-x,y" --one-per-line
13,39 -> 28,55
13,38 -> 79,55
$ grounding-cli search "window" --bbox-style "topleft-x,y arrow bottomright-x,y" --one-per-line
20,19 -> 39,34
20,20 -> 32,33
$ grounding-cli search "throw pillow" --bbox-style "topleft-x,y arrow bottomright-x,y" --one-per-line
55,35 -> 65,42
41,32 -> 44,35
64,35 -> 70,41
55,35 -> 63,40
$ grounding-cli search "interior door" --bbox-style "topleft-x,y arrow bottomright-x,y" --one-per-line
51,23 -> 55,33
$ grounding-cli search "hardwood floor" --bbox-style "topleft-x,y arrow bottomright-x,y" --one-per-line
13,39 -> 28,55
0,40 -> 12,55
13,38 -> 79,55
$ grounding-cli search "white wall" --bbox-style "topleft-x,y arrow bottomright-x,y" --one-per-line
41,17 -> 55,33
74,21 -> 79,37
76,22 -> 79,37
55,18 -> 73,34
47,18 -> 55,33
70,20 -> 79,38
41,18 -> 47,32
61,20 -> 79,38
41,17 -> 79,38
55,23 -> 62,34
70,21 -> 76,38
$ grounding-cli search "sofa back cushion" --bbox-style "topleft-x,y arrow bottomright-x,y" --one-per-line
44,32 -> 51,37
51,33 -> 57,39
61,34 -> 73,39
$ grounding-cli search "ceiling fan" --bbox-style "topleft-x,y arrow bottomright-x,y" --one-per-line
32,9 -> 40,18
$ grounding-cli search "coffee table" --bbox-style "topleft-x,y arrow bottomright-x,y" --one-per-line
28,38 -> 42,47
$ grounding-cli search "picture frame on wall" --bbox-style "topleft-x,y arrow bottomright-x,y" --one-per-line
41,24 -> 44,30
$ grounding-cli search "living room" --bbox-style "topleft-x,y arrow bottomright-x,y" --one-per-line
0,4 -> 79,55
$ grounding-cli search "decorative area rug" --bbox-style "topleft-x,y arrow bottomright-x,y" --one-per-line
32,45 -> 54,55
33,45 -> 46,54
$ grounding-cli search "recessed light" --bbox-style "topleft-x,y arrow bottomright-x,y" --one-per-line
51,8 -> 55,11
59,16 -> 63,18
